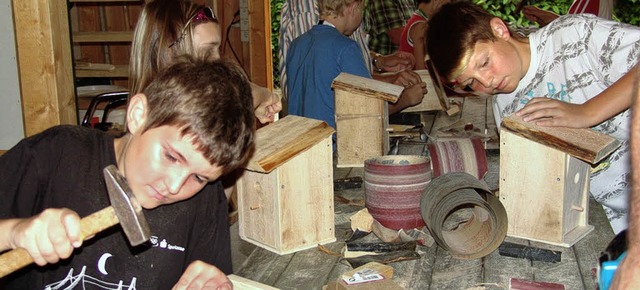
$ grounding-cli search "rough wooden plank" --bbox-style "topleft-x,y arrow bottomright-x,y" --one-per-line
13,0 -> 77,135
228,274 -> 280,290
401,70 -> 442,113
234,247 -> 294,286
335,90 -> 387,168
75,64 -> 129,78
429,246 -> 483,289
531,246 -> 584,289
246,115 -> 334,173
483,243 -> 533,289
501,115 -> 620,164
273,243 -> 344,289
332,73 -> 403,103
72,31 -> 133,42
247,0 -> 272,89
395,245 -> 437,289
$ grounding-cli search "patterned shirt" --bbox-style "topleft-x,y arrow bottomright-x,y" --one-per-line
494,14 -> 640,233
364,0 -> 415,55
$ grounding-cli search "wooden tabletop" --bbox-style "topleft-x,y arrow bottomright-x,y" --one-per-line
233,97 -> 615,289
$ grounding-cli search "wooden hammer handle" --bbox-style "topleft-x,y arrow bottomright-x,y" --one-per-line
0,206 -> 119,278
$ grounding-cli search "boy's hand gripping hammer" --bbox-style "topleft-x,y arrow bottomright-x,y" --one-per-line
0,165 -> 151,278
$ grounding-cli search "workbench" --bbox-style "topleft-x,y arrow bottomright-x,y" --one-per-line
232,96 -> 616,289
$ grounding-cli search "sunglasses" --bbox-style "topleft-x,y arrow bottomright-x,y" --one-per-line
169,7 -> 217,48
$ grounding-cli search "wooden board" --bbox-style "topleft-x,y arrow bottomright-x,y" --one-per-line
400,70 -> 442,113
229,274 -> 280,290
501,115 -> 621,164
335,91 -> 387,168
13,0 -> 77,135
332,73 -> 402,103
245,115 -> 335,173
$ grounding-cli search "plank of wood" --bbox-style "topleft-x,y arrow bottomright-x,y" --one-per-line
75,64 -> 129,78
509,278 -> 566,290
228,274 -> 280,290
332,73 -> 403,103
531,247 -> 584,289
245,115 -> 335,173
13,0 -> 77,135
72,31 -> 133,42
482,244 -> 533,288
429,246 -> 484,289
234,247 -> 294,286
401,70 -> 442,113
273,242 -> 344,289
393,245 -> 437,289
501,115 -> 621,164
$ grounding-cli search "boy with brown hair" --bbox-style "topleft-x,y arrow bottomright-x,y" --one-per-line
0,56 -> 254,289
426,1 -> 640,234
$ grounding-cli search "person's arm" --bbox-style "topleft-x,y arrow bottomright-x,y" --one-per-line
521,5 -> 560,27
409,22 -> 427,70
609,65 -> 640,290
389,79 -> 428,114
0,209 -> 82,266
370,51 -> 415,73
250,82 -> 282,124
516,63 -> 637,128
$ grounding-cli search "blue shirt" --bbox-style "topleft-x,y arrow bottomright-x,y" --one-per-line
286,24 -> 371,129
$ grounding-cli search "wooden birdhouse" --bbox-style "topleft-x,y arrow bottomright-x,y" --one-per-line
237,115 -> 336,255
331,73 -> 402,168
499,115 -> 621,247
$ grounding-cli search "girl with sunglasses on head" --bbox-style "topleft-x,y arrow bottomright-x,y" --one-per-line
130,0 -> 282,125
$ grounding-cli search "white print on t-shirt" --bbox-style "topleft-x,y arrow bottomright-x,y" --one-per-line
44,266 -> 137,290
149,235 -> 185,252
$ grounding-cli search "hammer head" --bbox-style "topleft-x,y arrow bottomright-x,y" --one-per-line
103,165 -> 151,246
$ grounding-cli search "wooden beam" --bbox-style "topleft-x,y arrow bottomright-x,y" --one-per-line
247,0 -> 272,89
13,0 -> 77,136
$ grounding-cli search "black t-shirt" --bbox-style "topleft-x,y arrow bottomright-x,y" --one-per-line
0,125 -> 231,289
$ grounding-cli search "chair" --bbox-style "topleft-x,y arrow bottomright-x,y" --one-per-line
80,91 -> 129,132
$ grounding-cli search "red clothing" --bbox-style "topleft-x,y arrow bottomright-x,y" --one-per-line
399,11 -> 428,54
568,0 -> 600,15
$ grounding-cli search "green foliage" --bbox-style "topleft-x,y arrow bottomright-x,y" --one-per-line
616,0 -> 640,25
271,0 -> 285,88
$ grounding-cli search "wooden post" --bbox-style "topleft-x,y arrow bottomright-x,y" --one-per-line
13,0 -> 76,136
499,115 -> 620,246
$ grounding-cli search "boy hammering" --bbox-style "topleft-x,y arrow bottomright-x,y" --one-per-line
0,57 -> 254,289
426,2 -> 640,233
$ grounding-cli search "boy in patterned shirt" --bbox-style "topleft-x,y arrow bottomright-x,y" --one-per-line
426,2 -> 640,233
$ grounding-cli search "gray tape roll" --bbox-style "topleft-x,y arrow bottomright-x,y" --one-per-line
420,172 -> 507,259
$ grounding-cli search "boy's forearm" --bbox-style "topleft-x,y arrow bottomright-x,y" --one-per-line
582,64 -> 637,126
0,218 -> 20,251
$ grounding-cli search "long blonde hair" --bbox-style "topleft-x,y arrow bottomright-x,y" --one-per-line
129,0 -> 214,95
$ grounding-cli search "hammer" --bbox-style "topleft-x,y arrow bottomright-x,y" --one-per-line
0,165 -> 151,278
